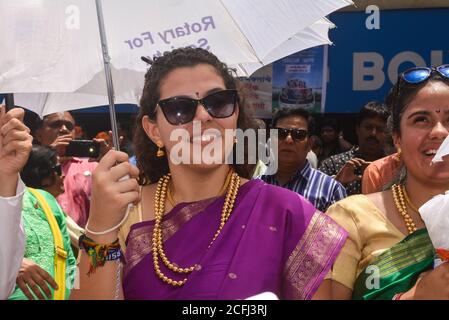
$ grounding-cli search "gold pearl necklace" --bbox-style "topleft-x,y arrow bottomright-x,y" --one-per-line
401,185 -> 419,213
167,169 -> 233,207
391,184 -> 418,234
152,171 -> 241,287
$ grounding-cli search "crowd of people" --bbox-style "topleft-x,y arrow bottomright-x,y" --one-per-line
1,47 -> 449,300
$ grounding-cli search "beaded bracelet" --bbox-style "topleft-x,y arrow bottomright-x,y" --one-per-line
79,234 -> 122,276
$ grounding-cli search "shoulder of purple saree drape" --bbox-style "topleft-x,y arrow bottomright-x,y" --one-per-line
123,197 -> 219,279
282,206 -> 348,300
213,181 -> 347,300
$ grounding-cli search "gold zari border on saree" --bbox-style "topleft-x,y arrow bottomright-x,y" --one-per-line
124,198 -> 217,276
283,210 -> 346,299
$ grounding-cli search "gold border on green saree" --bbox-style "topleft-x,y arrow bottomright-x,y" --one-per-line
353,228 -> 435,300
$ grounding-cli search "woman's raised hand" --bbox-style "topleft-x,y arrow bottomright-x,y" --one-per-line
0,106 -> 33,197
86,150 -> 140,240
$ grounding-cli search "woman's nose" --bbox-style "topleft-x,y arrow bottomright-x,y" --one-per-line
429,121 -> 449,140
194,103 -> 213,123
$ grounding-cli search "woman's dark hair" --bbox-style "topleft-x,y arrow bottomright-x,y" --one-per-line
20,145 -> 57,189
386,71 -> 449,135
134,47 -> 255,185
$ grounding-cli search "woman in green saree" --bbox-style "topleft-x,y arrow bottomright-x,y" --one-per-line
9,145 -> 76,300
316,64 -> 449,300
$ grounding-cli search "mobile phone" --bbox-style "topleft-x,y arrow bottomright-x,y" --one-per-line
65,140 -> 100,158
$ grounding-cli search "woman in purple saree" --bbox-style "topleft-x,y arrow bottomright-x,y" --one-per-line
71,47 -> 346,300
123,179 -> 345,300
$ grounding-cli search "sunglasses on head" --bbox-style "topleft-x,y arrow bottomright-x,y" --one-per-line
401,64 -> 449,84
156,89 -> 238,126
275,127 -> 308,141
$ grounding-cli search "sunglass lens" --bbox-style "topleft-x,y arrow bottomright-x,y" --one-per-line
292,130 -> 307,141
203,91 -> 237,118
276,128 -> 288,140
403,68 -> 431,84
438,64 -> 449,79
160,98 -> 197,125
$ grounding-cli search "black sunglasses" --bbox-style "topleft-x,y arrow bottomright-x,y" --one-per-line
275,127 -> 308,141
156,89 -> 238,126
400,64 -> 449,84
48,120 -> 75,131
52,164 -> 62,176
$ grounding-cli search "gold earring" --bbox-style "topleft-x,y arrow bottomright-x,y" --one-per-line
156,142 -> 165,157
395,148 -> 402,162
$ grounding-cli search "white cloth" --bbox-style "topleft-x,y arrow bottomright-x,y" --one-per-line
0,177 -> 26,300
306,150 -> 318,169
419,190 -> 449,267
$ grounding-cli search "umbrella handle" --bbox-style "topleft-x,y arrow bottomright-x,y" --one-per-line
4,93 -> 14,111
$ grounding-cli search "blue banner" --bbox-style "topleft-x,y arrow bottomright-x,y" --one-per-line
70,104 -> 138,114
326,8 -> 449,113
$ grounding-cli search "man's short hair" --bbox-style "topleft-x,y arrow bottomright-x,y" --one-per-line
356,101 -> 390,126
320,118 -> 340,133
271,108 -> 315,135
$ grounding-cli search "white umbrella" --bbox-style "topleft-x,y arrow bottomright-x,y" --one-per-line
12,17 -> 337,117
0,0 -> 353,144
1,0 -> 353,93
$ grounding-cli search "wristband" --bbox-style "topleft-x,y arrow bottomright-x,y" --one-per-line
79,234 -> 122,276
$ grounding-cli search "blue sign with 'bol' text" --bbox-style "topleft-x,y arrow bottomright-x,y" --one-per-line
326,8 -> 449,113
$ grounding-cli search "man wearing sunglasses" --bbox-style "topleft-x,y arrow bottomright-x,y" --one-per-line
32,112 -> 105,229
319,102 -> 390,195
261,108 -> 347,212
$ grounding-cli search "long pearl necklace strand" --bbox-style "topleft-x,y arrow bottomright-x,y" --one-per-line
152,171 -> 240,286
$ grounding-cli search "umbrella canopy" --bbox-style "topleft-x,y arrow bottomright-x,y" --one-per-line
0,0 -> 353,94
12,17 -> 338,117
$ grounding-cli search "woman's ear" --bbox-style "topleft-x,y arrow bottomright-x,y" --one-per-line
142,115 -> 161,145
392,132 -> 401,152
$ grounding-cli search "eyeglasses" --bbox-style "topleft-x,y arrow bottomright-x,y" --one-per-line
48,120 -> 75,131
156,89 -> 238,126
275,127 -> 308,141
401,64 -> 449,84
52,164 -> 62,176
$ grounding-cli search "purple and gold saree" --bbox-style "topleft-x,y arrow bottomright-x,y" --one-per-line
122,179 -> 347,300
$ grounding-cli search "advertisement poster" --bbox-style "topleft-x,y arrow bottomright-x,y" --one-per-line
272,46 -> 327,114
239,64 -> 273,119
